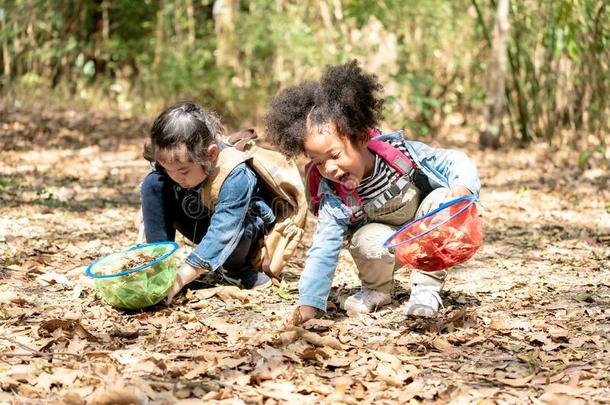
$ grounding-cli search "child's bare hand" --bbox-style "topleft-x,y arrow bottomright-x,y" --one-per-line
134,208 -> 145,244
165,263 -> 203,305
290,305 -> 318,325
133,207 -> 143,228
447,185 -> 472,198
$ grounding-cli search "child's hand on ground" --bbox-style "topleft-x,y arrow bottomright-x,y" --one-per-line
134,207 -> 145,244
133,207 -> 143,229
165,263 -> 204,305
290,305 -> 318,325
447,185 -> 472,198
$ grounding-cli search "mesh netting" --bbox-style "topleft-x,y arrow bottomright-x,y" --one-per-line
384,195 -> 483,272
86,242 -> 178,310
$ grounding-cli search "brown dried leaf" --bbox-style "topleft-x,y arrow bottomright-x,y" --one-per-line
287,326 -> 343,350
192,286 -> 249,304
488,316 -> 513,331
302,318 -> 335,331
217,356 -> 249,369
184,363 -> 210,379
370,350 -> 402,371
62,392 -> 85,405
431,336 -> 454,351
538,393 -> 587,405
89,387 -> 146,405
38,319 -> 99,341
496,373 -> 535,387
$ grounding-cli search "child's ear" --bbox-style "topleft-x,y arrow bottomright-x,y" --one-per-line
207,144 -> 219,162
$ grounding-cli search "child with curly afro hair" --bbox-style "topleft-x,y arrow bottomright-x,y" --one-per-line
265,60 -> 480,324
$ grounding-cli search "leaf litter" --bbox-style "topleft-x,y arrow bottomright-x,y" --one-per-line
1,107 -> 609,403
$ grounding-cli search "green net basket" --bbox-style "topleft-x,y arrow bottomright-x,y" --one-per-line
86,242 -> 179,310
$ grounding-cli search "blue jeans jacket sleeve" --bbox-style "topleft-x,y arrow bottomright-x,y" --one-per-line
405,140 -> 481,196
185,164 -> 257,271
298,194 -> 351,311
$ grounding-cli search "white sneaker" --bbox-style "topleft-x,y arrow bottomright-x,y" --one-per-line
404,286 -> 443,318
342,288 -> 391,313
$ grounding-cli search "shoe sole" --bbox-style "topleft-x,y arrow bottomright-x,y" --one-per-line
405,305 -> 437,318
251,278 -> 273,290
342,298 -> 392,313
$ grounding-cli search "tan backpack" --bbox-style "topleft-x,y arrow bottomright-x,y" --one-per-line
200,129 -> 307,278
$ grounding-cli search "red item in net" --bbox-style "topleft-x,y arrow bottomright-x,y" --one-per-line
384,195 -> 483,272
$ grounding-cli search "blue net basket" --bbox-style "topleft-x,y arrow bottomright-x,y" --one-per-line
86,242 -> 179,310
384,195 -> 483,271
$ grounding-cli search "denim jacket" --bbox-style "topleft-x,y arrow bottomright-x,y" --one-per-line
185,162 -> 274,271
299,131 -> 481,311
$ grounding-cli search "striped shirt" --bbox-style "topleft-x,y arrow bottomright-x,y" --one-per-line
357,137 -> 417,203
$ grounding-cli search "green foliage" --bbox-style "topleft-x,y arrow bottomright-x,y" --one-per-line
0,0 -> 607,146
578,146 -> 607,169
273,281 -> 292,300
0,176 -> 18,190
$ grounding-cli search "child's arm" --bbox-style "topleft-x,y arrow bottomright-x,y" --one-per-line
298,194 -> 351,313
185,164 -> 257,271
407,141 -> 480,196
166,164 -> 258,303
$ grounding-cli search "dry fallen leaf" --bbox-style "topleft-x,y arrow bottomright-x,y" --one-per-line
38,319 -> 99,341
496,373 -> 535,387
431,336 -> 454,351
370,350 -> 402,371
287,326 -> 343,350
89,387 -> 146,405
192,286 -> 250,305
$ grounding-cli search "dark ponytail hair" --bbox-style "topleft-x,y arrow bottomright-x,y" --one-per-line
143,101 -> 224,173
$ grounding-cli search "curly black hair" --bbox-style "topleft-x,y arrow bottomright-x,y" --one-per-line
264,60 -> 384,158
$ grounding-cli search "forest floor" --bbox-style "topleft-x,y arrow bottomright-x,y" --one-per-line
1,107 -> 609,405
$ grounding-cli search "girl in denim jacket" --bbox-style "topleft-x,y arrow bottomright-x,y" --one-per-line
264,61 -> 480,323
140,101 -> 274,304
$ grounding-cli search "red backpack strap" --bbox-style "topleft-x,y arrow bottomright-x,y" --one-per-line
368,128 -> 383,138
367,139 -> 416,175
305,162 -> 323,215
305,162 -> 364,222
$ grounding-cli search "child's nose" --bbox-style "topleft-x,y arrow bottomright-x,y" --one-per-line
321,161 -> 338,177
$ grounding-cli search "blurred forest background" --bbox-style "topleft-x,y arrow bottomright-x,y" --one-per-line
0,0 -> 608,154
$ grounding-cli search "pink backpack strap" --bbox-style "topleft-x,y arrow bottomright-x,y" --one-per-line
306,163 -> 364,222
305,161 -> 323,215
367,139 -> 416,175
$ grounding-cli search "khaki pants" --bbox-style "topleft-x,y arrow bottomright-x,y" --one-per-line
349,188 -> 450,294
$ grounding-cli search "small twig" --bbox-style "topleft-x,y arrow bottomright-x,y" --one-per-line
0,335 -> 85,361
0,335 -> 41,353
144,375 -> 226,391
0,351 -> 85,361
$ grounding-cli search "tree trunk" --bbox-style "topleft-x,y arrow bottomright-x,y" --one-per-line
102,0 -> 110,42
186,0 -> 195,48
153,0 -> 164,69
479,0 -> 510,149
213,0 -> 238,69
174,0 -> 184,46
1,7 -> 10,88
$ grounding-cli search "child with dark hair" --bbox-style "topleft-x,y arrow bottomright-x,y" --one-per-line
264,61 -> 480,323
140,101 -> 275,304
